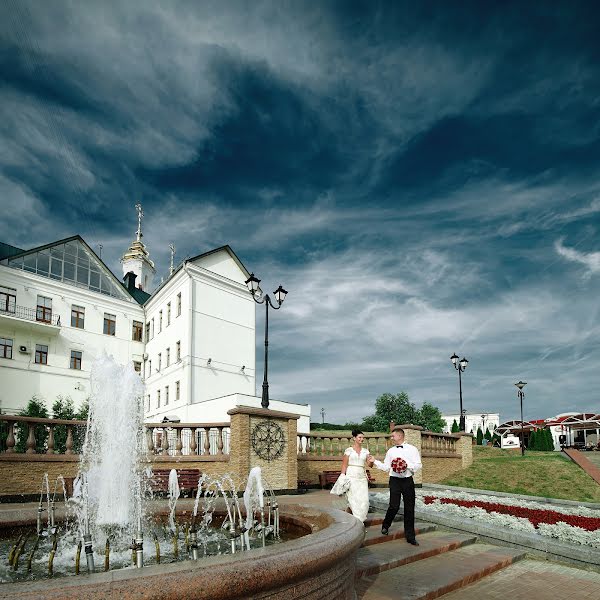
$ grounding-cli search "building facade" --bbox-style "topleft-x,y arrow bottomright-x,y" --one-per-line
0,223 -> 310,431
442,412 -> 500,435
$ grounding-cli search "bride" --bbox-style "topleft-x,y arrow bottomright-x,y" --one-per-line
335,429 -> 371,522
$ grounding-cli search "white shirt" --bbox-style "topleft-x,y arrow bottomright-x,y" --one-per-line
373,442 -> 422,479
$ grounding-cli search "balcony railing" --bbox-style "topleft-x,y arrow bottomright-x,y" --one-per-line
421,432 -> 459,455
0,304 -> 61,326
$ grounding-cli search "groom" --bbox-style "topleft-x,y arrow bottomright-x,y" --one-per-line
368,426 -> 422,545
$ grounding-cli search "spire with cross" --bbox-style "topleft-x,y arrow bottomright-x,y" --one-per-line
135,203 -> 144,241
169,243 -> 176,276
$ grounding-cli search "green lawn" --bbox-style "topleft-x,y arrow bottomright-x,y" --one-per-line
441,446 -> 600,502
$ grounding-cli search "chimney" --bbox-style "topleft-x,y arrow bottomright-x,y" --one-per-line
124,271 -> 137,291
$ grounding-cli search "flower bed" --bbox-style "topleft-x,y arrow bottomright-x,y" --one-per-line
409,489 -> 600,549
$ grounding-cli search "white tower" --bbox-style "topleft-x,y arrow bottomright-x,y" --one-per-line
120,203 -> 156,291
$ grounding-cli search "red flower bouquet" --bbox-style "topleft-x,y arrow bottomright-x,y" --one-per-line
391,457 -> 408,474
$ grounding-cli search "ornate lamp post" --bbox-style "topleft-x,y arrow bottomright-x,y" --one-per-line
245,273 -> 288,409
515,381 -> 527,456
450,353 -> 469,431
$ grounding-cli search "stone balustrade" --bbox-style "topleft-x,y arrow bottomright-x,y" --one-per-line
297,432 -> 391,457
421,431 -> 459,457
144,422 -> 230,457
0,415 -> 230,458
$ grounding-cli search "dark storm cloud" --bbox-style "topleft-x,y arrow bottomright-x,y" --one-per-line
1,1 -> 600,423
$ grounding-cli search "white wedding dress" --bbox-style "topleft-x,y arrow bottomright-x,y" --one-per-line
344,447 -> 370,522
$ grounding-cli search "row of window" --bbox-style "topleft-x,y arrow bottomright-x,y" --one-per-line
145,293 -> 182,341
1,337 -> 83,369
146,381 -> 181,411
145,341 -> 181,377
0,337 -> 144,374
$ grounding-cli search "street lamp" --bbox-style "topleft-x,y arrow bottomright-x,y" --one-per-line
515,381 -> 527,457
321,408 -> 325,424
450,353 -> 469,431
245,273 -> 288,409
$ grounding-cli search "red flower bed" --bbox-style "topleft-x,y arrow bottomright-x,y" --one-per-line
423,496 -> 600,532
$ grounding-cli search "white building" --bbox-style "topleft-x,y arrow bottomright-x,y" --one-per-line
0,214 -> 310,432
442,412 -> 500,435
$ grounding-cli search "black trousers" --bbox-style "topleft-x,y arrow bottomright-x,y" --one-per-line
382,476 -> 416,540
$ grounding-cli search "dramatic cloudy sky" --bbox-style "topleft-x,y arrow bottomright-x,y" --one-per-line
1,1 -> 599,424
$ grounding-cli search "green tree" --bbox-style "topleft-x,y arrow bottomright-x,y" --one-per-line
451,419 -> 460,433
529,429 -> 537,451
476,426 -> 483,445
361,391 -> 418,432
415,402 -> 446,433
484,427 -> 492,442
545,428 -> 555,451
15,396 -> 49,453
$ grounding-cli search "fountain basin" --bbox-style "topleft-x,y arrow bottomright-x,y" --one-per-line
1,503 -> 364,599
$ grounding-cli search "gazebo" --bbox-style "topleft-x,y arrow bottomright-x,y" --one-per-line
554,413 -> 600,449
495,420 -> 539,449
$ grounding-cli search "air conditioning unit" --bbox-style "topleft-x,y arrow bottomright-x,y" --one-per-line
19,345 -> 29,354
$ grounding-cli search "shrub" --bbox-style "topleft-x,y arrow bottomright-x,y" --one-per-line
15,396 -> 49,453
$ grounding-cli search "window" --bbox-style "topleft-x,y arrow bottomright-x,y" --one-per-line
36,295 -> 52,323
132,321 -> 143,342
157,389 -> 161,408
166,348 -> 170,367
103,313 -> 116,336
165,386 -> 169,405
167,302 -> 171,326
145,321 -> 150,341
176,341 -> 181,362
151,318 -> 154,339
146,395 -> 150,412
133,361 -> 142,374
35,344 -> 48,365
70,350 -> 82,370
0,337 -> 13,359
158,353 -> 161,372
176,380 -> 180,400
0,286 -> 16,313
159,310 -> 162,333
177,293 -> 181,316
71,305 -> 85,329
148,359 -> 152,376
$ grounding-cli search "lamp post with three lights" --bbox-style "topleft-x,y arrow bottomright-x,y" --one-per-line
245,273 -> 288,409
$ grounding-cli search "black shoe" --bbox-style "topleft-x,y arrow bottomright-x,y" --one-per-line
381,527 -> 389,535
407,539 -> 419,546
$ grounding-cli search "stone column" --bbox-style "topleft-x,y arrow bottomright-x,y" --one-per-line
456,432 -> 474,468
227,406 -> 300,491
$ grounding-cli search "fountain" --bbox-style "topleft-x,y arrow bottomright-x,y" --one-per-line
0,355 -> 363,598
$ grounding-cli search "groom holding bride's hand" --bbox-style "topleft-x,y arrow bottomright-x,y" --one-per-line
367,426 -> 422,545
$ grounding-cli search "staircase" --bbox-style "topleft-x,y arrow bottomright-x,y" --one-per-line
355,517 -> 526,599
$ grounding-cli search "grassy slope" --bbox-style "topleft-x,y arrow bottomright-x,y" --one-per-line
440,446 -> 600,502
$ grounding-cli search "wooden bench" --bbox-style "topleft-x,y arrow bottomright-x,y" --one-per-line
297,479 -> 310,494
148,468 -> 201,497
319,470 -> 376,489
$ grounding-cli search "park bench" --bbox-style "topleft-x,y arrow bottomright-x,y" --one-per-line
319,470 -> 376,489
148,468 -> 201,497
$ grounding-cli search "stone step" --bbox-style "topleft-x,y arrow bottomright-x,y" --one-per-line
356,531 -> 478,578
356,543 -> 526,600
362,522 -> 436,547
364,516 -> 385,527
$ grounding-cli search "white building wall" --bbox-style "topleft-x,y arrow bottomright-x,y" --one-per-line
0,265 -> 144,414
442,412 -> 500,434
184,393 -> 311,434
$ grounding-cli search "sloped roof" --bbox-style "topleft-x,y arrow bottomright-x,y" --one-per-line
0,242 -> 25,260
0,235 -> 144,304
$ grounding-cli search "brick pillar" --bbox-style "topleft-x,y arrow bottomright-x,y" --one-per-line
228,406 -> 300,491
456,433 -> 474,468
395,424 -> 423,485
